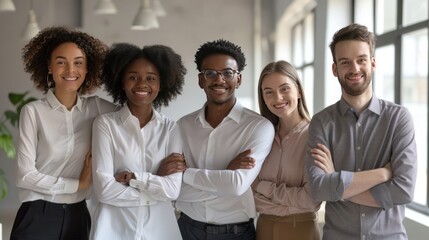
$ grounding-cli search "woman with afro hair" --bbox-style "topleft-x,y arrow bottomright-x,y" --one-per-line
91,43 -> 187,240
11,26 -> 117,240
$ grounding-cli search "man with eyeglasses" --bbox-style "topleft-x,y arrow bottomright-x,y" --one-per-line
175,39 -> 275,239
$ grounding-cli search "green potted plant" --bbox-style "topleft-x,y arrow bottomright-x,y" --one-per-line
0,92 -> 37,201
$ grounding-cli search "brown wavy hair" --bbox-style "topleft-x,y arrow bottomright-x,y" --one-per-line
22,26 -> 108,95
329,23 -> 376,64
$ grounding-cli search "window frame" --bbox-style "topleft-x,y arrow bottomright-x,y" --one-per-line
353,0 -> 429,215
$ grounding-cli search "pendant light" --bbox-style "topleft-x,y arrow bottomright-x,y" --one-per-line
94,0 -> 117,14
131,0 -> 159,30
0,0 -> 15,12
23,0 -> 40,41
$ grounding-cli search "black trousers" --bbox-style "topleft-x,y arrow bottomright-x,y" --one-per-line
178,213 -> 256,240
10,199 -> 91,240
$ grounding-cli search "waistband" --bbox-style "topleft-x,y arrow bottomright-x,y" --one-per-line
260,212 -> 318,222
23,199 -> 87,210
180,212 -> 253,235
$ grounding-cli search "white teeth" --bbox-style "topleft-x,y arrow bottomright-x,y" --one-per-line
63,77 -> 78,81
213,88 -> 226,93
135,91 -> 149,96
274,103 -> 286,108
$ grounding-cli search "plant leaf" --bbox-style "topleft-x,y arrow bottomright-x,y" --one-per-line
0,169 -> 8,201
9,92 -> 28,105
0,134 -> 16,159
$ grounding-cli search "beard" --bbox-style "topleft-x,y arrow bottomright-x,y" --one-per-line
338,71 -> 372,96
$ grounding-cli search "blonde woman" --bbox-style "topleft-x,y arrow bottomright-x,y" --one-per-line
252,60 -> 320,240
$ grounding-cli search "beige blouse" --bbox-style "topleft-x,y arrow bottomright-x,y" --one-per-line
252,120 -> 320,216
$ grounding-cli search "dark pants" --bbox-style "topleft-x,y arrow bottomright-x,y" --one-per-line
10,199 -> 91,240
178,212 -> 256,240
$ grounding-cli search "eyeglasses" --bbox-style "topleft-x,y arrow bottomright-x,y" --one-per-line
199,69 -> 240,82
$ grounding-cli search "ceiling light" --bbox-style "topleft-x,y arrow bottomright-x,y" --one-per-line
152,0 -> 166,17
23,10 -> 40,41
0,0 -> 15,12
131,0 -> 159,30
94,0 -> 117,14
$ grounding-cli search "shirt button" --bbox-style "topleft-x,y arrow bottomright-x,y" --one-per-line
357,123 -> 361,127
357,168 -> 361,171
362,235 -> 366,240
361,213 -> 365,217
357,146 -> 361,150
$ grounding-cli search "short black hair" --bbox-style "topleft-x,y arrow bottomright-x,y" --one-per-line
102,43 -> 186,109
22,26 -> 107,94
194,39 -> 246,72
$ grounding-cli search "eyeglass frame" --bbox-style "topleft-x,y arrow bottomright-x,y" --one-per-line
198,69 -> 240,82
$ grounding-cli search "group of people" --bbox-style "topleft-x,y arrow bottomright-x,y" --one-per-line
9,22 -> 417,240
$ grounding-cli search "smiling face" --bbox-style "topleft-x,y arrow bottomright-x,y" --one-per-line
261,72 -> 301,120
123,58 -> 160,110
198,54 -> 241,107
332,40 -> 376,97
48,42 -> 87,94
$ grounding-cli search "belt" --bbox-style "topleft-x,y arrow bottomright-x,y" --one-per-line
180,212 -> 253,235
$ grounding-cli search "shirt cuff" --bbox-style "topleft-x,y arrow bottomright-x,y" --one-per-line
64,178 -> 79,194
183,168 -> 197,185
129,172 -> 149,190
255,180 -> 271,198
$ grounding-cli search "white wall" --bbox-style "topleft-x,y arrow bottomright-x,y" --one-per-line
0,1 -> 261,239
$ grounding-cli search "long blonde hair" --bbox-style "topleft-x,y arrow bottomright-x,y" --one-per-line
257,60 -> 311,126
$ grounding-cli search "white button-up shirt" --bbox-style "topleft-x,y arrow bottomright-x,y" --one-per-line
15,90 -> 117,204
176,101 -> 275,224
91,105 -> 182,240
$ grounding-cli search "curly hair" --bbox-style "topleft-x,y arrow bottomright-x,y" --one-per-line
329,23 -> 376,64
22,26 -> 108,95
194,39 -> 246,72
102,43 -> 186,109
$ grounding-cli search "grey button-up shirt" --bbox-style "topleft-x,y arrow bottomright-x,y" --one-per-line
306,95 -> 417,240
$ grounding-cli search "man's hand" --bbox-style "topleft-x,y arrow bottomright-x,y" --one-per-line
312,143 -> 335,173
227,149 -> 255,170
114,171 -> 135,185
157,153 -> 187,176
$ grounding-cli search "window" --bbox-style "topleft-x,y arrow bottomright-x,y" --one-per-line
354,0 -> 429,215
291,11 -> 315,115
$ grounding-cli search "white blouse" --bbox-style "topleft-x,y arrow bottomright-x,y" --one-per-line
91,105 -> 182,240
15,90 -> 117,204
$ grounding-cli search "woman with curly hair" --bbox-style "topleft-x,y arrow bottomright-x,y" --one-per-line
10,26 -> 117,240
91,43 -> 187,240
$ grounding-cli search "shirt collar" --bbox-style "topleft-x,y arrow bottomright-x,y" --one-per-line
195,100 -> 243,126
339,94 -> 381,116
46,89 -> 83,111
118,104 -> 160,125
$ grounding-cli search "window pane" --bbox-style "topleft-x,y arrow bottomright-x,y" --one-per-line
293,24 -> 303,66
355,0 -> 374,32
401,28 -> 428,206
374,45 -> 395,102
303,66 -> 314,115
403,0 -> 428,27
304,13 -> 314,64
376,0 -> 397,35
